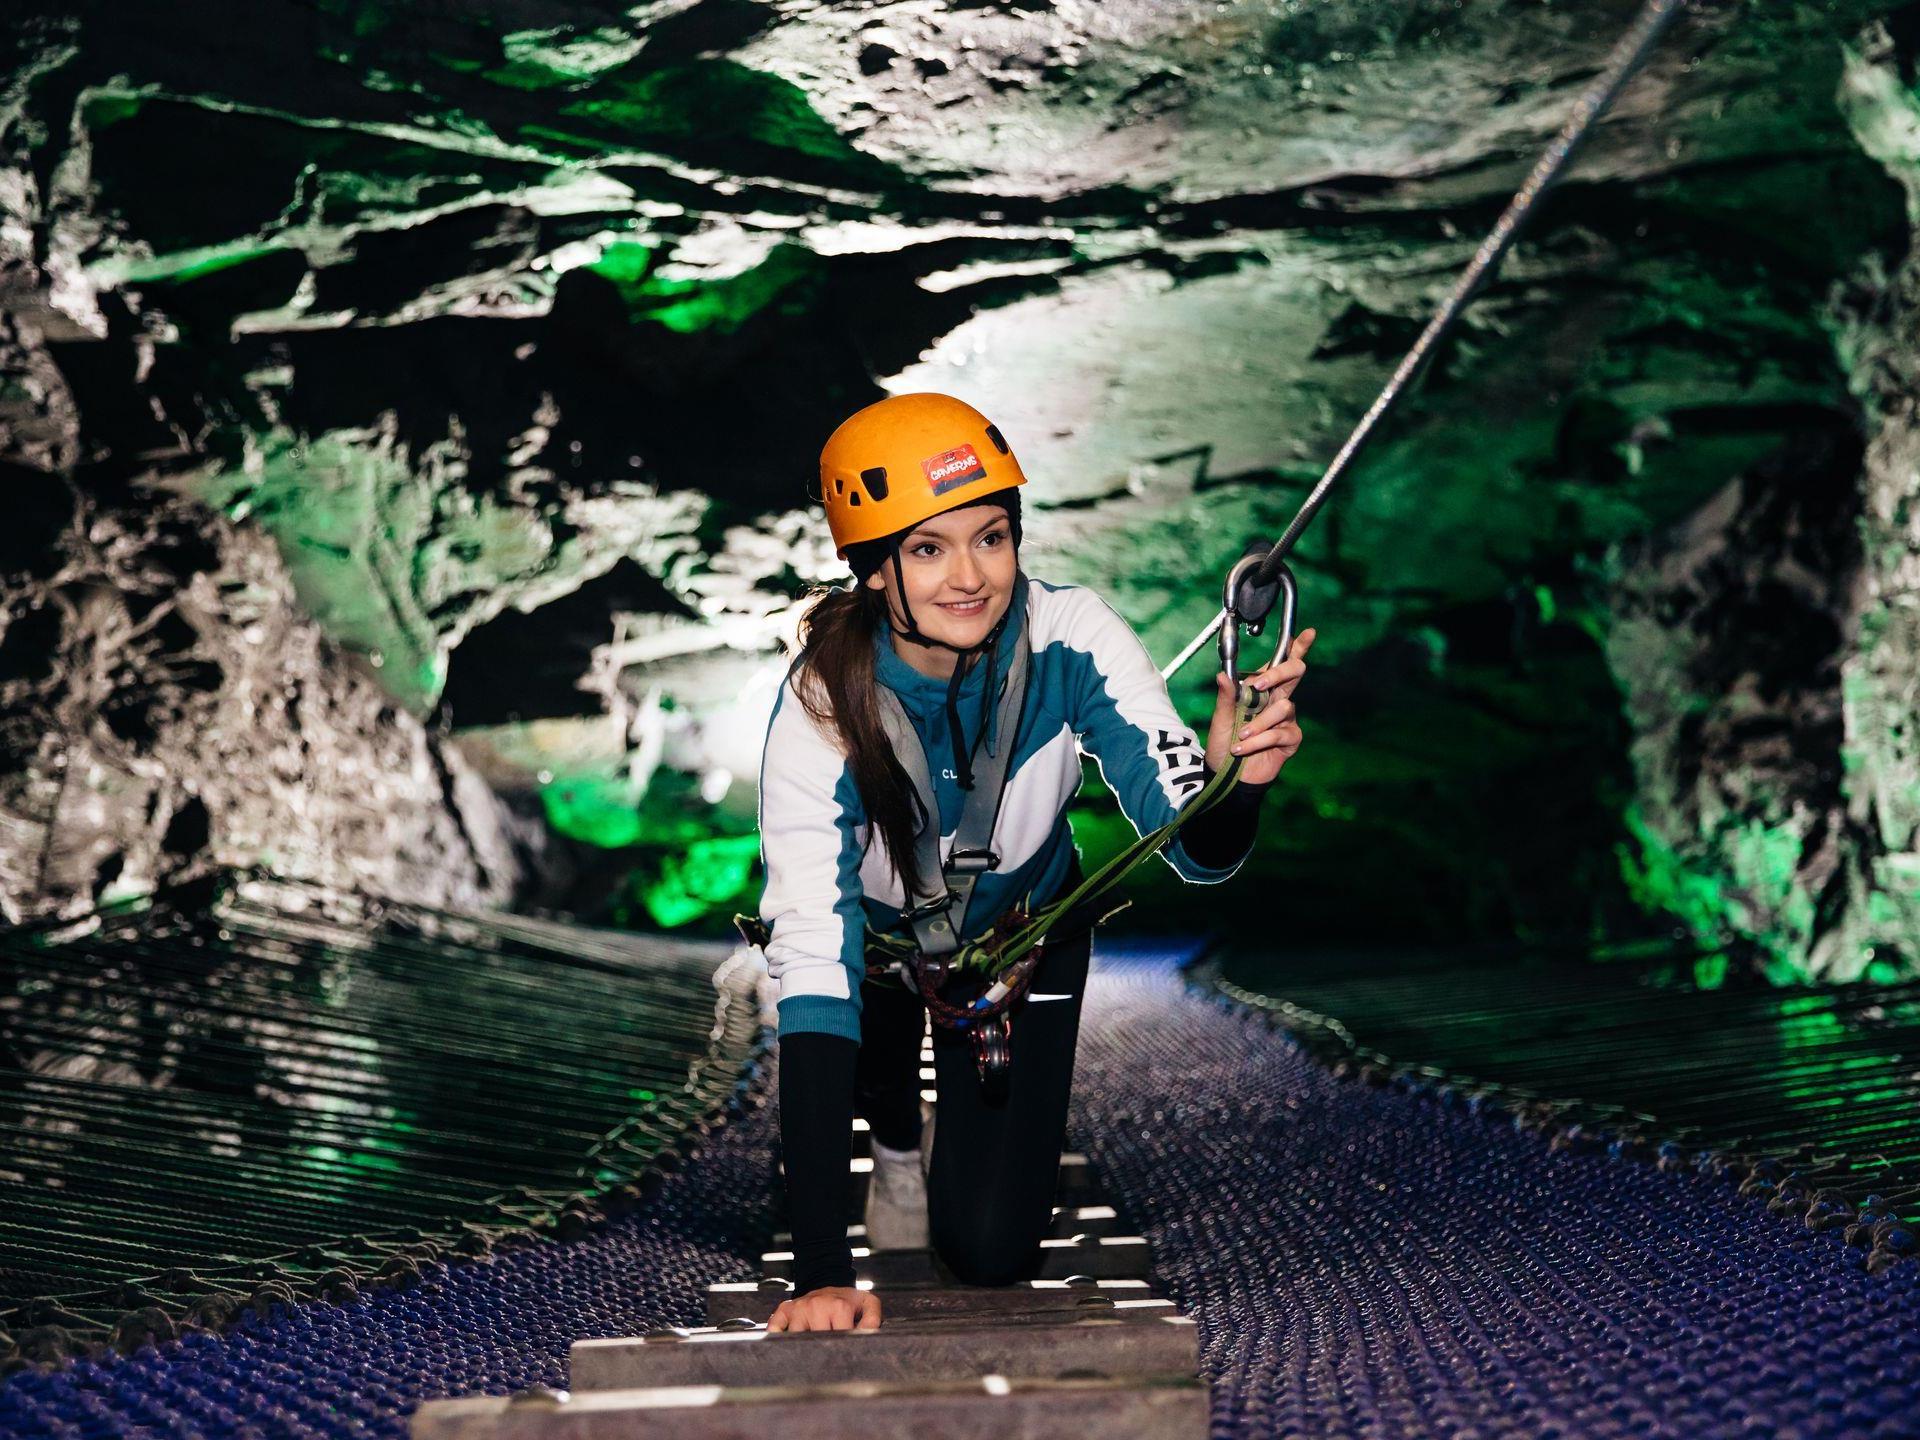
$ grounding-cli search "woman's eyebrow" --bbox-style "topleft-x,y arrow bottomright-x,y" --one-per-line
905,516 -> 1007,545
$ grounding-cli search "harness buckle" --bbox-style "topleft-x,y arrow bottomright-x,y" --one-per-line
946,846 -> 999,875
899,892 -> 957,926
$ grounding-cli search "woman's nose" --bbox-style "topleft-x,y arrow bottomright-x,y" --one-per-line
948,550 -> 984,591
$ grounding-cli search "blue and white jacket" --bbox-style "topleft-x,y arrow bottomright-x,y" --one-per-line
757,576 -> 1247,1042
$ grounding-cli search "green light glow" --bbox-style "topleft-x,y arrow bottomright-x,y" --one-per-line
549,60 -> 882,176
183,427 -> 556,714
80,90 -> 144,132
117,243 -> 286,286
487,27 -> 645,91
1616,804 -> 1729,947
586,240 -> 821,335
1692,953 -> 1728,990
1615,788 -> 1839,982
637,834 -> 760,928
541,771 -> 645,849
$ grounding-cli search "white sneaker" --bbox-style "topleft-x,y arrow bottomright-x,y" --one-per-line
865,1135 -> 930,1250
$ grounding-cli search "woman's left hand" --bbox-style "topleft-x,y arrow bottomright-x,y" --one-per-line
1204,627 -> 1316,787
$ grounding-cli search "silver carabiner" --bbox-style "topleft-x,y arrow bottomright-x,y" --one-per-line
1218,551 -> 1299,689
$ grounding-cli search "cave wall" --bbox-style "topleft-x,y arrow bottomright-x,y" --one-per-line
1831,17 -> 1920,972
2,0 -> 1917,975
0,470 -> 529,922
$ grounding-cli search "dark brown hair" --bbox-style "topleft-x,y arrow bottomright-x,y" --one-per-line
792,583 -> 929,897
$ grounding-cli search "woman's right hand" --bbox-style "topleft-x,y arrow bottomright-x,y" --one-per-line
766,1285 -> 882,1332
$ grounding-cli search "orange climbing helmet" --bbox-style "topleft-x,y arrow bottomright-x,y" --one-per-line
818,392 -> 1028,555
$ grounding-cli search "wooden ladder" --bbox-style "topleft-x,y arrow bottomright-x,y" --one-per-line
414,1084 -> 1206,1436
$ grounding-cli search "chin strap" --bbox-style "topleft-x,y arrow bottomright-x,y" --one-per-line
884,547 -> 967,654
880,547 -> 1015,792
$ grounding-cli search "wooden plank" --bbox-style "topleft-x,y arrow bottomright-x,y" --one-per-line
569,1311 -> 1199,1389
839,1152 -> 1097,1218
771,1203 -> 1133,1248
411,1374 -> 1206,1440
758,1236 -> 1154,1286
706,1279 -> 1171,1327
1057,1152 -> 1095,1197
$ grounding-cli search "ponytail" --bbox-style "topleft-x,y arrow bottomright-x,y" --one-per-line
792,584 -> 928,898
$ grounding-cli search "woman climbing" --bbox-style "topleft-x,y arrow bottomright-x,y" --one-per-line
756,392 -> 1315,1332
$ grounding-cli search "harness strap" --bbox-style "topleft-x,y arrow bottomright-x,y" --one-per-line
873,604 -> 1031,961
866,679 -> 1266,1015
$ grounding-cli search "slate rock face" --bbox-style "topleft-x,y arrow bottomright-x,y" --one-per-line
1605,427 -> 1871,979
1,0 -> 1917,972
0,466 -> 528,923
1825,17 -> 1920,975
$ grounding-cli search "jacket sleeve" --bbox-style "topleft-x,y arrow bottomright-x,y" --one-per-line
1058,588 -> 1254,884
778,1031 -> 860,1295
757,673 -> 870,1042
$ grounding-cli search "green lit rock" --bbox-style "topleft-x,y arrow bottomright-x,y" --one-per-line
1826,19 -> 1920,974
1603,437 -> 1864,980
2,0 -> 1917,973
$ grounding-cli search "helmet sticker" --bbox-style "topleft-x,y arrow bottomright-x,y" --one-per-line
922,443 -> 987,496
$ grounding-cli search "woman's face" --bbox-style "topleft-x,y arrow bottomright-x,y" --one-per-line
865,503 -> 1017,652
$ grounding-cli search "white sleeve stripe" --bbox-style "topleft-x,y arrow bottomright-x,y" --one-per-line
757,678 -> 859,1005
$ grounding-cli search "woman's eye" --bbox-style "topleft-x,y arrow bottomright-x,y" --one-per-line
981,530 -> 1007,547
911,543 -> 940,558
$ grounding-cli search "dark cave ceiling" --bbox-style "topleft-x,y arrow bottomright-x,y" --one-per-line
4,0 -> 1919,978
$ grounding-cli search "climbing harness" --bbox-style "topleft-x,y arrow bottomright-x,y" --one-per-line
859,556 -> 1278,1096
732,574 -> 1267,1094
868,596 -> 1031,1082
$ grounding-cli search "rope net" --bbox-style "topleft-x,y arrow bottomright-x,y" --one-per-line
1076,947 -> 1920,1439
0,869 -> 763,1358
1206,942 -> 1920,1263
4,947 -> 1916,1439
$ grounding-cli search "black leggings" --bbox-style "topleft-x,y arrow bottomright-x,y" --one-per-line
853,928 -> 1092,1286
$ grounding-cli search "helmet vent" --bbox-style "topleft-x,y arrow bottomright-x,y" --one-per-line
833,476 -> 845,494
860,466 -> 890,501
985,425 -> 1009,455
848,491 -> 861,506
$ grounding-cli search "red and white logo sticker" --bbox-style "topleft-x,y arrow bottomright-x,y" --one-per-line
922,443 -> 987,495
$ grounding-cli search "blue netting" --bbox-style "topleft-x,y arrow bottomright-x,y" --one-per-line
5,945 -> 1916,1440
1073,945 -> 1920,1440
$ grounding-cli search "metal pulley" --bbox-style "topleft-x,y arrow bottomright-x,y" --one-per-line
1218,543 -> 1298,689
971,1014 -> 1012,1102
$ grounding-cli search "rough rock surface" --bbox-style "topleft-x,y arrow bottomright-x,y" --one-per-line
0,467 -> 529,923
2,0 -> 1917,971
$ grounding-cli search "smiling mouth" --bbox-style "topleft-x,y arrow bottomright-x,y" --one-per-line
937,598 -> 989,615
